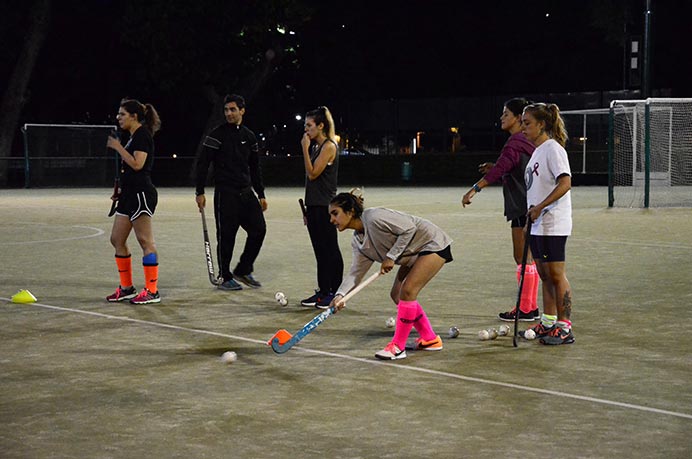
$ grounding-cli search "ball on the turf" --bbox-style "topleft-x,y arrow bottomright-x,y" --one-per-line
523,329 -> 536,340
487,328 -> 499,340
478,329 -> 490,341
221,351 -> 237,364
274,291 -> 285,301
498,324 -> 511,336
385,316 -> 396,328
448,326 -> 460,338
279,298 -> 288,307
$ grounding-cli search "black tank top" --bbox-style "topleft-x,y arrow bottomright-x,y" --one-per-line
305,139 -> 339,206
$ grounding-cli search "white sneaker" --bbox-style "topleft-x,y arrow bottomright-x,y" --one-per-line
375,342 -> 407,360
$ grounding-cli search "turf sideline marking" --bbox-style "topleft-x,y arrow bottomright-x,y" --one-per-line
0,225 -> 104,245
5,299 -> 692,421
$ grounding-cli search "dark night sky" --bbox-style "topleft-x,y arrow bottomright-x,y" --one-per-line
1,0 -> 688,154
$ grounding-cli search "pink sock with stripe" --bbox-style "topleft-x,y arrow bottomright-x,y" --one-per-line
412,302 -> 437,341
392,300 -> 418,349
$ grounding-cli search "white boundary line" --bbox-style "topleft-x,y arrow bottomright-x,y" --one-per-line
3,299 -> 692,421
0,225 -> 105,245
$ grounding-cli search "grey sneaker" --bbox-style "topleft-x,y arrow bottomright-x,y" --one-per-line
233,273 -> 262,288
218,278 -> 243,291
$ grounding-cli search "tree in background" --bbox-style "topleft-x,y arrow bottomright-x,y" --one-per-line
0,0 -> 51,186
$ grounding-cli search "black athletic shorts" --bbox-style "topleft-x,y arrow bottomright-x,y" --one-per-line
115,188 -> 158,221
530,235 -> 567,262
511,215 -> 528,228
420,245 -> 453,263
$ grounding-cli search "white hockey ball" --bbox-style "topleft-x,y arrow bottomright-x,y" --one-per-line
448,326 -> 460,338
274,291 -> 285,301
498,324 -> 511,336
478,329 -> 490,341
385,317 -> 396,328
524,329 -> 536,340
221,351 -> 237,364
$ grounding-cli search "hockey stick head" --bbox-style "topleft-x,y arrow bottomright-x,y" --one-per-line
267,329 -> 292,347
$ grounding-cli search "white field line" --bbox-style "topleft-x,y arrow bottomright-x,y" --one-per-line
3,299 -> 691,421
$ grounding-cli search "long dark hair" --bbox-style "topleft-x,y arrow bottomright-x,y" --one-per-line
305,106 -> 336,140
120,98 -> 161,135
330,189 -> 365,217
504,97 -> 532,117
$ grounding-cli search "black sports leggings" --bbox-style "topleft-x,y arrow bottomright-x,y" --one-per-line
306,205 -> 343,294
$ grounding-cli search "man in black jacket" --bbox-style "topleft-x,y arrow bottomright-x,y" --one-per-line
195,94 -> 267,290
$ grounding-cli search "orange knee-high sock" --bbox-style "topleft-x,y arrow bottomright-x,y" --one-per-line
115,254 -> 133,288
517,263 -> 538,313
142,252 -> 159,293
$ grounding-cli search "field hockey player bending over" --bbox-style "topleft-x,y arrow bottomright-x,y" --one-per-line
328,190 -> 453,360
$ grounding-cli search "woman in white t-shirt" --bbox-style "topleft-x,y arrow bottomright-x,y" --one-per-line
520,103 -> 575,345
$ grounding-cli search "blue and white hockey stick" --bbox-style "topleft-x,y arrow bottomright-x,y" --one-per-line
269,271 -> 381,354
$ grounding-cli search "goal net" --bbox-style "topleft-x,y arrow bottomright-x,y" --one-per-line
21,124 -> 117,188
609,98 -> 692,207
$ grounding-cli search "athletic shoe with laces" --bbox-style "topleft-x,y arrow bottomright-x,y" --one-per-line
375,342 -> 407,360
106,285 -> 137,302
539,326 -> 575,345
498,308 -> 540,322
218,278 -> 243,291
233,273 -> 262,289
406,335 -> 443,351
315,292 -> 335,309
129,288 -> 160,304
301,290 -> 320,307
519,322 -> 554,339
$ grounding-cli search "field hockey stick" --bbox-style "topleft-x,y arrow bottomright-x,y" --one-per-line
107,175 -> 120,217
513,218 -> 532,347
298,198 -> 307,225
200,208 -> 220,286
268,271 -> 382,354
107,131 -> 120,217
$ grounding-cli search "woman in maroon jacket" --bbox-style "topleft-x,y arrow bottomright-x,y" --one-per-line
461,97 -> 539,322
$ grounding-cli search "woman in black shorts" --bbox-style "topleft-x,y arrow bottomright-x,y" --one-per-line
105,98 -> 162,305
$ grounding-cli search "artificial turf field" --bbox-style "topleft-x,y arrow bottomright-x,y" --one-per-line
1,186 -> 690,458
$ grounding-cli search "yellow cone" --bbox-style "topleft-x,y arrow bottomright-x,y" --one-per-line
11,289 -> 37,304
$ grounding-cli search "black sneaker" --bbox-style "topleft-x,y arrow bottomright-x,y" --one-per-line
498,308 -> 540,322
218,278 -> 243,291
233,273 -> 262,289
519,322 -> 554,339
301,290 -> 320,307
540,326 -> 575,345
315,292 -> 335,309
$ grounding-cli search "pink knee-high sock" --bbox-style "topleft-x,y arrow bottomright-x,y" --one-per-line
412,302 -> 437,341
392,300 -> 418,349
527,263 -> 539,312
517,263 -> 539,313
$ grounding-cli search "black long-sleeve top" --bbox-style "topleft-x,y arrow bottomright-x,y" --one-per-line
195,123 -> 265,199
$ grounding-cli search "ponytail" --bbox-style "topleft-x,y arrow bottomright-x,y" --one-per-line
546,104 -> 567,147
306,106 -> 336,141
524,103 -> 568,147
143,103 -> 162,135
330,188 -> 365,217
120,99 -> 161,135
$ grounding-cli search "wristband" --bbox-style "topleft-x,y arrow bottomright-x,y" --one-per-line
473,183 -> 482,193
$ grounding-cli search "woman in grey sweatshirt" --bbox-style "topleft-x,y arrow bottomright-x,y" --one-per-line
328,191 -> 453,360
